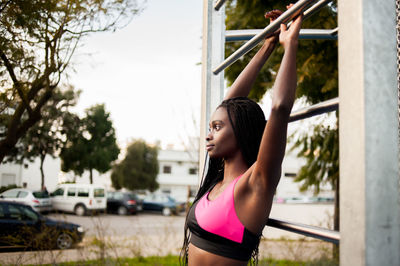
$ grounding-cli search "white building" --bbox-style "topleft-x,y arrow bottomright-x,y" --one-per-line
155,148 -> 333,202
155,149 -> 199,202
277,150 -> 333,199
0,157 -> 111,192
0,148 -> 333,200
0,158 -> 61,191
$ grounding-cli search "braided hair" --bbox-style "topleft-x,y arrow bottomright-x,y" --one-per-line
180,97 -> 266,265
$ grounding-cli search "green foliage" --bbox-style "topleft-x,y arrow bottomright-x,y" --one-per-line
111,139 -> 159,192
2,86 -> 80,188
60,104 -> 120,184
291,121 -> 339,194
0,0 -> 143,163
225,0 -> 337,103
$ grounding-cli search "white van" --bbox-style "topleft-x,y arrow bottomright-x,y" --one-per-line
50,184 -> 106,216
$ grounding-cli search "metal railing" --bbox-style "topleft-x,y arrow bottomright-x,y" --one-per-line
289,97 -> 338,122
267,218 -> 340,244
214,0 -> 226,11
226,28 -> 338,42
213,0 -> 333,74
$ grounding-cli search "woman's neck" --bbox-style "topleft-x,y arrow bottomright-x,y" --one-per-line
223,152 -> 248,183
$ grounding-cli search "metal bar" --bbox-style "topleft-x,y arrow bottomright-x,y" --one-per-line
267,218 -> 340,244
299,0 -> 333,23
213,0 -> 332,74
289,97 -> 339,122
214,0 -> 226,11
226,28 -> 338,42
297,27 -> 337,40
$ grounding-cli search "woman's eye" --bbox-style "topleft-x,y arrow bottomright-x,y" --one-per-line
208,124 -> 222,132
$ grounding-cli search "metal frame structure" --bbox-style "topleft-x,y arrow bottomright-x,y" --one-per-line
213,0 -> 332,74
226,28 -> 338,42
267,218 -> 340,244
202,0 -> 400,264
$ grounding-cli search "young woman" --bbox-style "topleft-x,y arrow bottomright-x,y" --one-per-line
181,6 -> 303,266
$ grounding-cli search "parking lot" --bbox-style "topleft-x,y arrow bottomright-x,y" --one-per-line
0,204 -> 335,265
47,212 -> 186,237
46,202 -> 334,239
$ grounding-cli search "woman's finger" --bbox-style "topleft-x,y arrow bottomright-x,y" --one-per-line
265,9 -> 282,21
280,23 -> 287,33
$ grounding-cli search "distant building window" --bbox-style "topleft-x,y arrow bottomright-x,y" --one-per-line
284,173 -> 297,178
189,168 -> 198,175
162,189 -> 171,194
1,173 -> 16,187
163,165 -> 172,174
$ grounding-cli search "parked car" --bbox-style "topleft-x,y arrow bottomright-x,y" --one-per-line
309,196 -> 335,203
284,196 -> 314,204
50,184 -> 106,216
0,201 -> 84,250
107,191 -> 143,215
142,193 -> 184,216
0,188 -> 52,213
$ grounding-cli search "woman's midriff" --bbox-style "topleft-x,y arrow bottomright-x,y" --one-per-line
188,243 -> 247,266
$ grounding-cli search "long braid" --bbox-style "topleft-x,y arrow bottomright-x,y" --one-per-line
180,97 -> 266,265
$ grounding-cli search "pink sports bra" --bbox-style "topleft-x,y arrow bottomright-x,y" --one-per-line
187,175 -> 260,261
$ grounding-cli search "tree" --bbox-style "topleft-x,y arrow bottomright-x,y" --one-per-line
111,140 -> 159,192
291,122 -> 339,226
61,104 -> 120,184
224,0 -> 339,233
3,86 -> 81,189
0,0 -> 143,163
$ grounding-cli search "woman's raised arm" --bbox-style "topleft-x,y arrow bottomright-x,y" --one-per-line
224,11 -> 282,100
250,10 -> 303,195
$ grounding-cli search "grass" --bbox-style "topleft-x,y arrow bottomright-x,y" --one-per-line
23,255 -> 337,266
27,255 -> 179,266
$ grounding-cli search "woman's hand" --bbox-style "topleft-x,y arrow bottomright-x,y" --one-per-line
279,4 -> 303,49
264,9 -> 282,46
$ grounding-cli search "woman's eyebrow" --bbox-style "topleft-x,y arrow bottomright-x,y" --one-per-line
209,120 -> 224,127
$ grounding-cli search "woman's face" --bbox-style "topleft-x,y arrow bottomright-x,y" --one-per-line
206,107 -> 239,158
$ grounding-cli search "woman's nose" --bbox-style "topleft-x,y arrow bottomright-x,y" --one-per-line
206,131 -> 213,141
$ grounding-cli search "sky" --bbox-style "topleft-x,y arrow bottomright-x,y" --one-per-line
68,0 -> 203,151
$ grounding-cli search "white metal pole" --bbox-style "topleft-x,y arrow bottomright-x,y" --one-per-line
339,0 -> 400,265
199,0 -> 225,185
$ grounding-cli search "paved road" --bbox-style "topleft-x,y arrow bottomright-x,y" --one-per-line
47,212 -> 187,237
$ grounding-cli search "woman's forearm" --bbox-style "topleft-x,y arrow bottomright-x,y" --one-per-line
270,41 -> 298,113
224,39 -> 277,100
